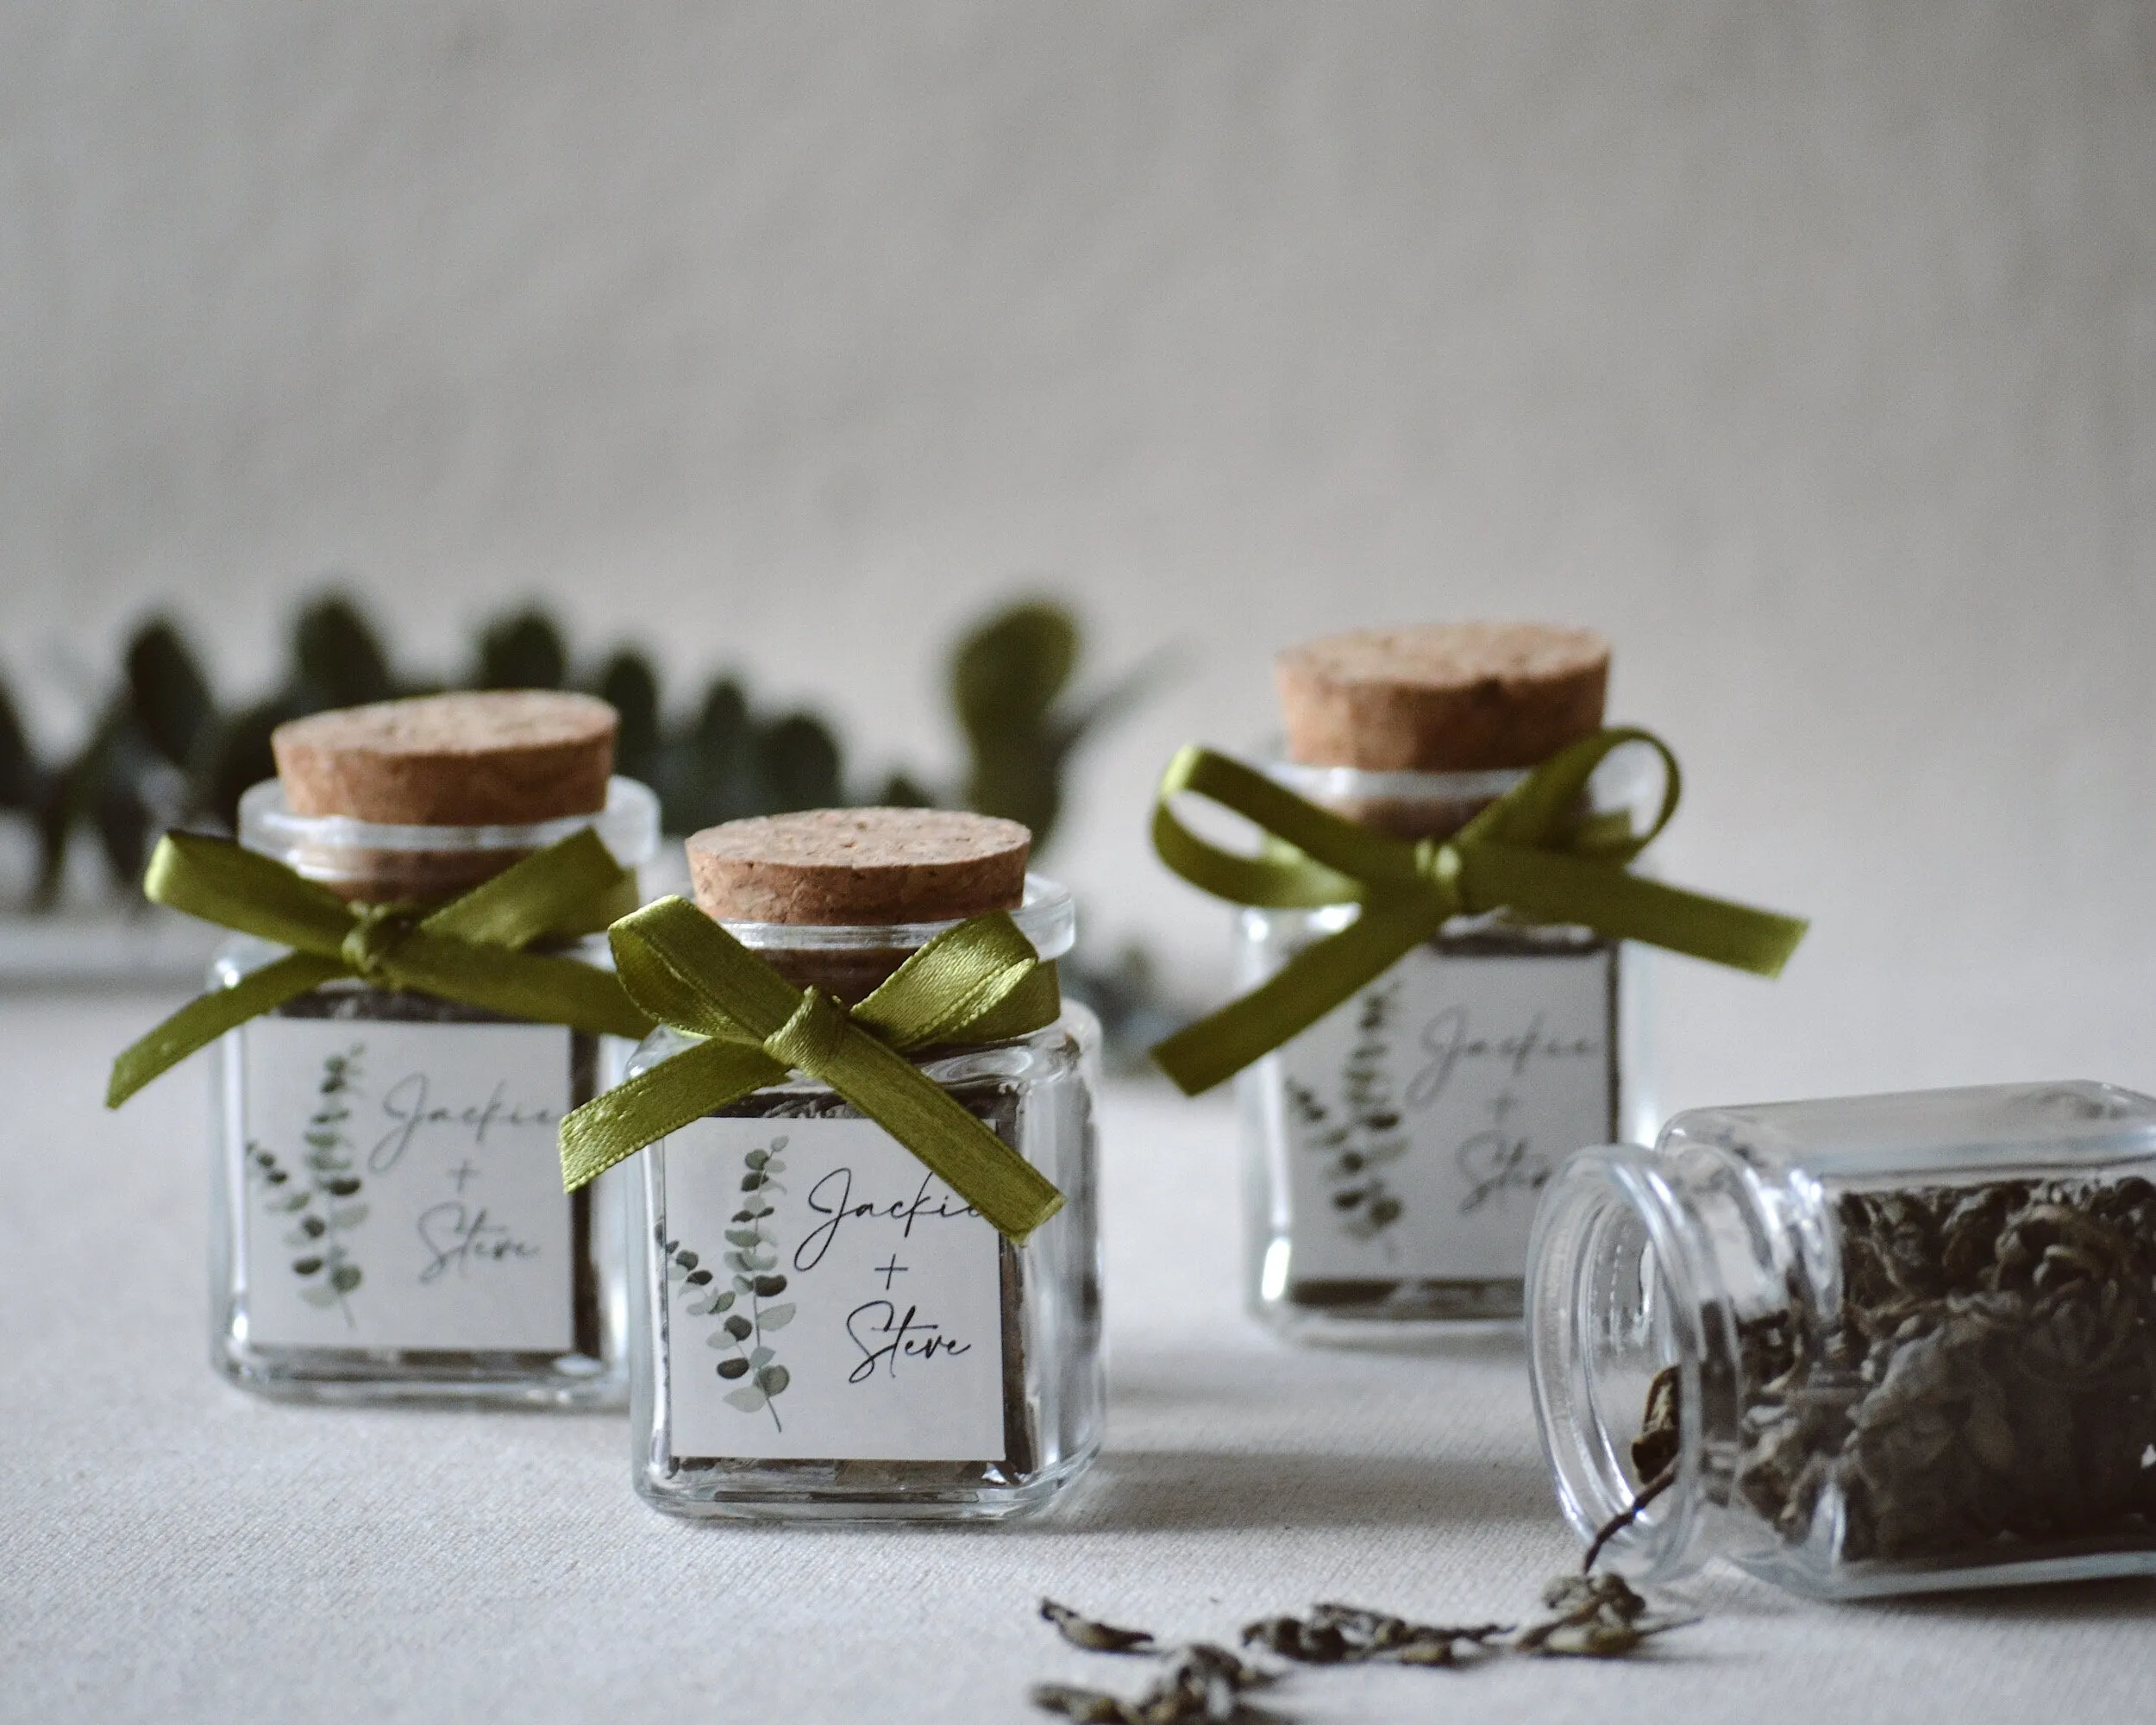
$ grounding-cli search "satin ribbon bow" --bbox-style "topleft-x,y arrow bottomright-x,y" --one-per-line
106,827 -> 653,1108
556,897 -> 1067,1243
1149,726 -> 1808,1096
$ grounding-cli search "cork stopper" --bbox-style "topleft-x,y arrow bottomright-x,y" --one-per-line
687,808 -> 1031,926
1275,623 -> 1609,772
272,691 -> 617,825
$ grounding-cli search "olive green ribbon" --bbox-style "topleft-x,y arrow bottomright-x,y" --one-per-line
106,828 -> 653,1108
557,897 -> 1066,1243
1150,726 -> 1808,1096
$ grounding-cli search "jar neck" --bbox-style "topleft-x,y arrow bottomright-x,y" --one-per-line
1264,758 -> 1524,841
237,775 -> 660,902
715,873 -> 1078,1006
1528,1141 -> 1790,1584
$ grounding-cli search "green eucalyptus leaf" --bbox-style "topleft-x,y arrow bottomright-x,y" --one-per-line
592,650 -> 663,783
473,607 -> 567,690
292,594 -> 396,708
758,713 -> 841,812
724,1385 -> 768,1413
756,1302 -> 794,1331
124,619 -> 215,768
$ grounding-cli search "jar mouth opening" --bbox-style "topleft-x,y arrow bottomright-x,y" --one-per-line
1526,1146 -> 1708,1585
718,875 -> 1076,963
240,775 -> 661,875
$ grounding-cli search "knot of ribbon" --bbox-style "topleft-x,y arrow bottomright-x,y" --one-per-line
557,897 -> 1067,1243
1148,726 -> 1808,1096
107,826 -> 654,1108
340,903 -> 420,984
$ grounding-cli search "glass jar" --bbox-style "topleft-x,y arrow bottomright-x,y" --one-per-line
624,877 -> 1104,1521
210,775 -> 659,1406
1528,1080 -> 2156,1598
1240,754 -> 1655,1339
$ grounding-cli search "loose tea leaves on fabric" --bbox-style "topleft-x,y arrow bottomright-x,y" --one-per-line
1514,1573 -> 1693,1659
1030,1573 -> 1689,1718
1031,1641 -> 1274,1724
1723,1176 -> 2156,1565
1041,1599 -> 1160,1656
1239,1603 -> 1509,1667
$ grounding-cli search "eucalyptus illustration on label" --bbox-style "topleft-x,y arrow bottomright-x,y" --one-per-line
667,1134 -> 798,1428
1285,983 -> 1409,1251
248,1043 -> 369,1324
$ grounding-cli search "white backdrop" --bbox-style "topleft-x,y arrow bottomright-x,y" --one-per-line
3,1 -> 2153,1117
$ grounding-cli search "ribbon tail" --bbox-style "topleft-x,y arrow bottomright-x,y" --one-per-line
811,1032 -> 1066,1244
1150,895 -> 1445,1096
1467,844 -> 1808,977
559,1038 -> 786,1192
106,952 -> 346,1107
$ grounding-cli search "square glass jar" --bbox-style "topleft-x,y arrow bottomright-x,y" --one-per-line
207,776 -> 656,1407
1529,1080 -> 2156,1598
624,879 -> 1105,1521
1238,755 -> 1656,1340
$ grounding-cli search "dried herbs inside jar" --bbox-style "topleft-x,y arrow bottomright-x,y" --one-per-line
1733,1176 -> 2156,1565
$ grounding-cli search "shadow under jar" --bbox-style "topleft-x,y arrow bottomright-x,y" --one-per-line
209,692 -> 657,1407
1529,1081 -> 2156,1599
1238,624 -> 1652,1341
623,810 -> 1103,1521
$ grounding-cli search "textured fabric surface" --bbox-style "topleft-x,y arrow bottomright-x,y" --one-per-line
8,989 -> 2156,1723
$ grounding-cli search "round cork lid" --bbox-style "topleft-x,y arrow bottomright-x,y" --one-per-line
687,808 -> 1031,925
272,690 -> 617,825
1275,623 -> 1609,771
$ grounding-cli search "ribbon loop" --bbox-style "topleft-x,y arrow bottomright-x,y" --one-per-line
559,898 -> 1067,1243
1150,727 -> 1808,1097
107,827 -> 655,1108
763,988 -> 854,1075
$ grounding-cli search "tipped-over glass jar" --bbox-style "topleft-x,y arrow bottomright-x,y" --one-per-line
1528,1081 -> 2156,1598
204,692 -> 657,1406
620,812 -> 1103,1522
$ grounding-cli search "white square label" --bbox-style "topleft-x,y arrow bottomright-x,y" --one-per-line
661,1116 -> 1008,1462
237,1017 -> 578,1352
1273,946 -> 1616,1282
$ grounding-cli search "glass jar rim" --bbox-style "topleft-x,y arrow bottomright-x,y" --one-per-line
1526,1142 -> 1714,1586
239,775 -> 661,869
716,874 -> 1076,963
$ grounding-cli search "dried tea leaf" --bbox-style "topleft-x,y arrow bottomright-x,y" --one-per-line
1031,1683 -> 1139,1724
1241,1603 -> 1506,1668
1517,1573 -> 1692,1659
1031,1649 -> 1273,1724
1041,1599 -> 1159,1655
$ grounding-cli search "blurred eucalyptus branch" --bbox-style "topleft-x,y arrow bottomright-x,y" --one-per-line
0,585 -> 1156,892
0,585 -> 1185,1060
